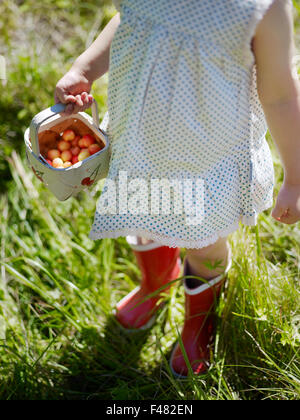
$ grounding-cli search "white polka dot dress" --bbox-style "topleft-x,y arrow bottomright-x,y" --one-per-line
89,0 -> 276,249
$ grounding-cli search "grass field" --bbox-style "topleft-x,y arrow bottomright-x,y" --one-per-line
0,1 -> 299,400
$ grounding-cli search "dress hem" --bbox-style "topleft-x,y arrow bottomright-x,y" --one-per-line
89,200 -> 273,249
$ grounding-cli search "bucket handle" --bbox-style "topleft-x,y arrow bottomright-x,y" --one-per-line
29,100 -> 100,156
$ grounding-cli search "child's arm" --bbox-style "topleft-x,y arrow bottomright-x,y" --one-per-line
55,12 -> 120,115
253,0 -> 300,224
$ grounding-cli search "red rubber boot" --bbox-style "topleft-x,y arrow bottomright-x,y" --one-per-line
115,236 -> 181,331
170,251 -> 232,378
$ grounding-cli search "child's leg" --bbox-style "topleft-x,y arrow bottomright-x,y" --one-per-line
136,236 -> 155,245
185,237 -> 230,280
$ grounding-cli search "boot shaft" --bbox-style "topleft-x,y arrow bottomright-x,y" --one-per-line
126,236 -> 181,292
183,254 -> 231,321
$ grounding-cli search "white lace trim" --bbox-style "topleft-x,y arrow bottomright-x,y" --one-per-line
89,200 -> 273,249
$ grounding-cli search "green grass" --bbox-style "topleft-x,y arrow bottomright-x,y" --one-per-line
0,153 -> 299,400
0,1 -> 299,400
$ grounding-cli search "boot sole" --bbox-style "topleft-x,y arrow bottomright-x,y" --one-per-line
169,344 -> 189,379
169,343 -> 210,379
113,310 -> 158,333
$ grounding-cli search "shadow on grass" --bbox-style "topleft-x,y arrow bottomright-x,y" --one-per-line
0,317 -> 186,400
57,313 -> 204,400
58,315 -> 159,400
1,310 -> 295,400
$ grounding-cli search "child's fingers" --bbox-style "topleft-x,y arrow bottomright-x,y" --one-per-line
81,92 -> 94,109
54,92 -> 60,104
55,89 -> 93,115
55,89 -> 77,116
277,211 -> 299,224
81,92 -> 88,100
64,95 -> 77,104
55,85 -> 77,105
75,94 -> 84,107
70,92 -> 93,113
64,103 -> 75,115
69,95 -> 84,114
81,92 -> 90,106
271,201 -> 286,221
272,205 -> 299,224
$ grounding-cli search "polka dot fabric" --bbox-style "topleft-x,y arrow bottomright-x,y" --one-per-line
89,0 -> 276,249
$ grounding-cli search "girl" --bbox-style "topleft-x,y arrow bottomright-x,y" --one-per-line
55,0 -> 300,378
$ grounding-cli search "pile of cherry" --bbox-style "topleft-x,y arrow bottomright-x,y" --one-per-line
44,129 -> 103,168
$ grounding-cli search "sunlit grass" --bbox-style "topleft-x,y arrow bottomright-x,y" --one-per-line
0,0 -> 299,400
0,150 -> 299,400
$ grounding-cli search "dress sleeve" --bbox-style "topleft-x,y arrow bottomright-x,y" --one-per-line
248,0 -> 276,41
244,0 -> 282,66
112,0 -> 122,11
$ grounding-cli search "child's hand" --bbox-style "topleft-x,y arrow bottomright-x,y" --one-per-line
271,180 -> 300,224
55,69 -> 93,115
